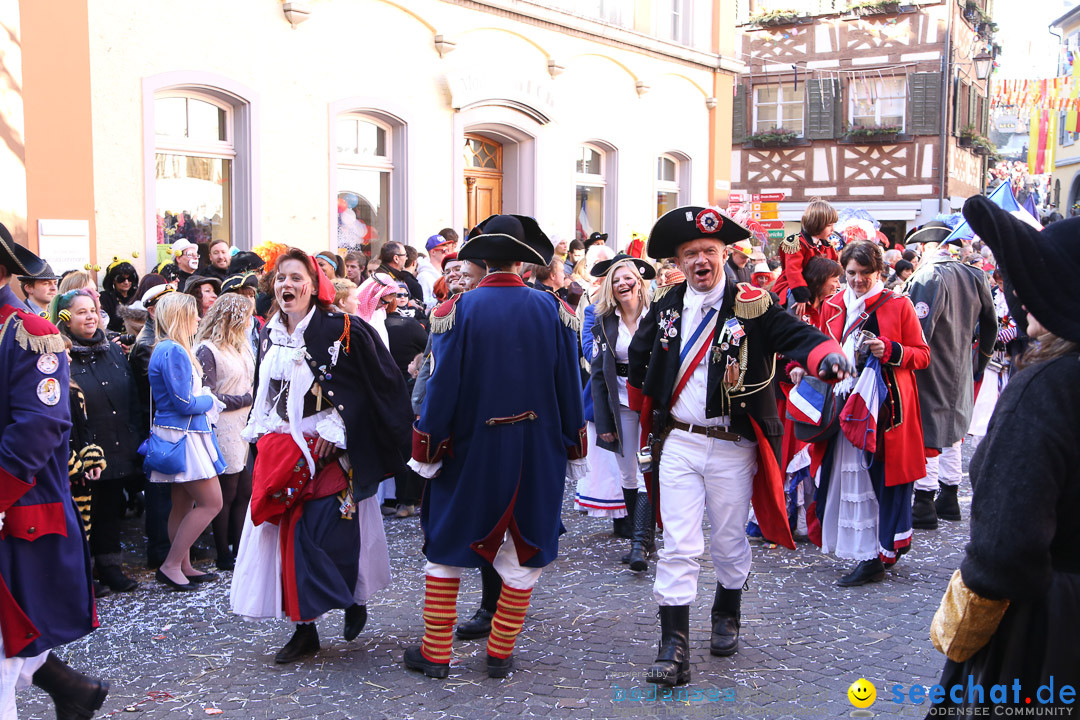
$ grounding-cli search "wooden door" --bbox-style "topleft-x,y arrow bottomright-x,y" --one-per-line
464,134 -> 503,231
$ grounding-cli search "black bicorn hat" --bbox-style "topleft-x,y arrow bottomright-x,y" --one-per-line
17,261 -> 60,283
221,272 -> 259,294
590,252 -> 656,280
904,220 -> 953,247
229,250 -> 266,274
585,231 -> 608,248
458,214 -> 554,266
963,195 -> 1080,344
0,222 -> 48,277
646,206 -> 750,260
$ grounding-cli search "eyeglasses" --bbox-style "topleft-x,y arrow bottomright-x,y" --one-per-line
394,253 -> 407,258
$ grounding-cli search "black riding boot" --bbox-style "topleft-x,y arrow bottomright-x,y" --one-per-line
31,653 -> 109,720
456,564 -> 502,639
912,489 -> 938,529
646,606 -> 690,687
274,622 -> 319,663
709,584 -> 741,657
934,482 -> 961,521
613,488 -> 635,541
627,491 -> 655,572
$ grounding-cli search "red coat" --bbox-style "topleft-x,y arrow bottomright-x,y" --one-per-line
809,288 -> 930,487
772,232 -> 839,305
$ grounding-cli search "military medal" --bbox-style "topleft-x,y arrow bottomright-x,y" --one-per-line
658,309 -> 680,340
711,345 -> 723,364
724,317 -> 745,346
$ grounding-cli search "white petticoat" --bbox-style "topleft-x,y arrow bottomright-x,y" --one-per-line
819,435 -> 879,561
574,422 -> 626,517
148,426 -> 222,484
229,494 -> 392,620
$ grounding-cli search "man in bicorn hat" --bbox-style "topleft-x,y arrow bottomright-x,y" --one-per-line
627,206 -> 851,687
902,222 -> 996,529
404,214 -> 586,680
16,263 -> 60,317
0,222 -> 109,719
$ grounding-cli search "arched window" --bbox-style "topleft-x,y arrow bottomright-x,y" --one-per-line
575,142 -> 616,241
153,92 -> 237,254
336,114 -> 394,258
656,152 -> 691,219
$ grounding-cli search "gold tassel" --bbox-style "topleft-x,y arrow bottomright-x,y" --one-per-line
735,289 -> 772,321
653,284 -> 676,302
14,321 -> 65,354
780,234 -> 801,254
429,302 -> 457,334
558,301 -> 581,333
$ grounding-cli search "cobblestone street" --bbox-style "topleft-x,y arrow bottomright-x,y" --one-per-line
23,448 -> 977,720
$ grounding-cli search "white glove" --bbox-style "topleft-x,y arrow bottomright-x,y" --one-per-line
566,457 -> 589,481
0,511 -> 5,533
408,457 -> 442,479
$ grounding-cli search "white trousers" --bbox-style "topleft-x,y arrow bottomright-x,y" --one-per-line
0,631 -> 48,720
426,531 -> 544,591
914,440 -> 963,492
613,405 -> 646,491
653,429 -> 758,605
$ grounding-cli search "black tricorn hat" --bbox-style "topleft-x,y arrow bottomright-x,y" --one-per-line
0,222 -> 47,277
590,253 -> 656,280
229,250 -> 265,274
458,214 -> 553,265
963,195 -> 1080,344
904,221 -> 953,247
646,206 -> 750,260
221,272 -> 259,294
17,261 -> 61,283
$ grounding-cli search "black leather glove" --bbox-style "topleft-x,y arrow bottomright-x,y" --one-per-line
817,352 -> 854,381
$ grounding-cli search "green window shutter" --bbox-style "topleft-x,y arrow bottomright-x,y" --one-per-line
909,72 -> 942,136
732,83 -> 748,144
805,78 -> 840,140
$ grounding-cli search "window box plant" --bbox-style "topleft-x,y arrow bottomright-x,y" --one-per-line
847,0 -> 908,16
960,126 -> 996,156
846,124 -> 903,142
748,9 -> 804,27
747,128 -> 800,147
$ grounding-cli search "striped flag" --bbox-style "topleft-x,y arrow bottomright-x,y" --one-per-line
839,356 -> 887,452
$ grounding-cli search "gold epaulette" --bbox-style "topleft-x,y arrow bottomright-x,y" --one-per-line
14,317 -> 65,354
780,234 -> 801,254
429,294 -> 461,335
558,299 -> 581,333
734,283 -> 772,320
653,284 -> 677,302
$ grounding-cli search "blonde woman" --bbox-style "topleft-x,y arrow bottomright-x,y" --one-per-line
584,254 -> 655,570
195,294 -> 255,571
147,293 -> 225,591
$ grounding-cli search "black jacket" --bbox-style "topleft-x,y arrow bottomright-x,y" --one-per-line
385,312 -> 429,382
99,289 -> 136,334
67,330 -> 144,480
253,309 -> 413,501
589,310 -> 629,454
628,281 -> 837,442
127,317 -> 156,436
377,263 -> 424,305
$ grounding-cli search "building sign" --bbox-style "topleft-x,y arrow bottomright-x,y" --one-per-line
37,219 -> 90,275
446,72 -> 556,124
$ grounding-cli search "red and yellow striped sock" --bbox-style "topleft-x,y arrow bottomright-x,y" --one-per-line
486,584 -> 533,659
420,575 -> 459,665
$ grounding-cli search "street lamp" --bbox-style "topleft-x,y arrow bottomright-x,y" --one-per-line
973,51 -> 994,81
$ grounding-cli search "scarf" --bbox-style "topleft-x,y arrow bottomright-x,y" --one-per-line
66,328 -> 109,354
682,273 -> 727,323
835,279 -> 884,395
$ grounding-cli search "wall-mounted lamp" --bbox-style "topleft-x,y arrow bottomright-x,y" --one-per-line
282,2 -> 310,27
973,51 -> 993,81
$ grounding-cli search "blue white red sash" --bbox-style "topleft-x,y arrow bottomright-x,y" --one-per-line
670,308 -> 719,406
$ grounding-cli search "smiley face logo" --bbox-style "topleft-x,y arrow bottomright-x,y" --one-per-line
848,678 -> 876,709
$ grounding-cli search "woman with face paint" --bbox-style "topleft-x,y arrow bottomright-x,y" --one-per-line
231,248 -> 413,664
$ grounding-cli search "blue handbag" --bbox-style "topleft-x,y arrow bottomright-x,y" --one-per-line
139,394 -> 191,475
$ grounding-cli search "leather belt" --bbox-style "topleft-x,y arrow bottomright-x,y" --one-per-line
615,363 -> 629,377
670,420 -> 742,442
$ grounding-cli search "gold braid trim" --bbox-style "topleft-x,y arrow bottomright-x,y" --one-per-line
729,340 -> 750,393
653,284 -> 676,302
14,321 -> 64,354
735,290 -> 772,320
429,302 -> 457,335
559,302 -> 581,333
780,234 -> 801,254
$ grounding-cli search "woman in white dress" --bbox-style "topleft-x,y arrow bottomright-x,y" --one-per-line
146,292 -> 226,591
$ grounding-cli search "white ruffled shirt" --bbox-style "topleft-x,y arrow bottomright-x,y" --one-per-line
242,307 -> 347,473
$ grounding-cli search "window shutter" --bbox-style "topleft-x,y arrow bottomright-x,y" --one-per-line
908,72 -> 942,136
732,83 -> 748,144
805,78 -> 840,140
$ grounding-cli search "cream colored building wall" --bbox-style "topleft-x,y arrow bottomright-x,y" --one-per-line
0,0 -> 25,248
87,0 -> 716,270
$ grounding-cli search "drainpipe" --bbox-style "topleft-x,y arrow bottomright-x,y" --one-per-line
938,0 -> 955,213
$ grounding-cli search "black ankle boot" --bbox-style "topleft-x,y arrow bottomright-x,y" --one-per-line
31,653 -> 109,720
627,492 -> 654,572
457,566 -> 500,639
274,623 -> 319,663
912,489 -> 938,530
403,646 -> 450,679
343,604 -> 367,641
619,488 -> 638,562
646,606 -> 690,687
934,483 -> 961,521
709,585 -> 741,657
455,608 -> 494,640
837,557 -> 886,587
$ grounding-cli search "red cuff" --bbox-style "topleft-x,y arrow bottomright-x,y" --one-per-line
567,426 -> 587,460
411,425 -> 451,464
0,502 -> 67,541
0,465 -> 34,515
627,384 -> 644,413
807,340 -> 843,381
878,336 -> 893,364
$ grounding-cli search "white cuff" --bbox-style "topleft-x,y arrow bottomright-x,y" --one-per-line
315,411 -> 347,449
408,457 -> 442,479
566,457 -> 589,481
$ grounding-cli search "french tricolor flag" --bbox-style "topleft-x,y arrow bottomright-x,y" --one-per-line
840,356 -> 887,452
788,378 -> 826,425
